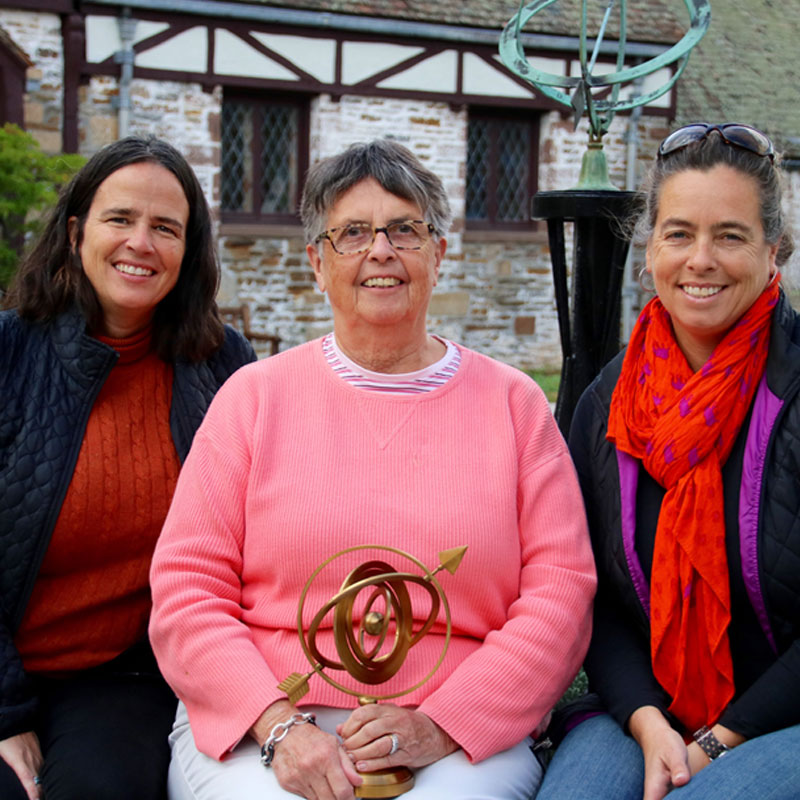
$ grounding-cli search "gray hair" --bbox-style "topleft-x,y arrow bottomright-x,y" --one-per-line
300,139 -> 452,245
632,129 -> 794,266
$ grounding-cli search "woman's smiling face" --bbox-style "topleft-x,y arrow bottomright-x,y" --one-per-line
306,178 -> 445,338
70,161 -> 189,338
646,164 -> 778,370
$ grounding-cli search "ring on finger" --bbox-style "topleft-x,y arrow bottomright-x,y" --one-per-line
33,776 -> 42,786
388,733 -> 400,756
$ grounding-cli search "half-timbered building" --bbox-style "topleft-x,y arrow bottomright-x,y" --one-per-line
5,0 -> 789,365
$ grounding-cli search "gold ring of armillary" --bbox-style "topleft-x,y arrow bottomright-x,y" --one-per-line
297,545 -> 453,701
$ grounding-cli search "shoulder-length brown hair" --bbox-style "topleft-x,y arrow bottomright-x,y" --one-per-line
3,136 -> 224,361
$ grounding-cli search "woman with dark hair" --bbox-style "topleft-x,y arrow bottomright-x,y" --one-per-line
0,136 -> 256,800
535,123 -> 800,800
149,138 -> 596,800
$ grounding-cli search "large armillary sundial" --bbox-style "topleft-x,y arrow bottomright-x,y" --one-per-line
499,0 -> 711,189
496,1 -> 711,437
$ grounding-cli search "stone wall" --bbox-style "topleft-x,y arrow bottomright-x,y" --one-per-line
0,9 -> 63,152
77,75 -> 221,207
779,171 -> 800,301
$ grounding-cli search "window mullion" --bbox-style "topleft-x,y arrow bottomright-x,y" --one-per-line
487,121 -> 499,225
251,103 -> 264,216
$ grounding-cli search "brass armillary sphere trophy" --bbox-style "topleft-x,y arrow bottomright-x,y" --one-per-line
498,0 -> 710,436
279,545 -> 468,798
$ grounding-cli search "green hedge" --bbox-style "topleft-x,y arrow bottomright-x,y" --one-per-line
0,124 -> 84,289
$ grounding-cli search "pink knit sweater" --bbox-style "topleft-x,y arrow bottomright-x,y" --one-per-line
149,340 -> 596,763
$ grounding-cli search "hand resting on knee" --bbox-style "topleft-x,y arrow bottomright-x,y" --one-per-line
0,732 -> 43,800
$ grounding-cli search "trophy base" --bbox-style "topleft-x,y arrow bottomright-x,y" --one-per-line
355,766 -> 415,798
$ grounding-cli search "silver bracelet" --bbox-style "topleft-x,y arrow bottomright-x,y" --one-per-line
260,712 -> 317,767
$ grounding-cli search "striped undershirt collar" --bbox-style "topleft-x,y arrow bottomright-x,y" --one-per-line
322,332 -> 461,394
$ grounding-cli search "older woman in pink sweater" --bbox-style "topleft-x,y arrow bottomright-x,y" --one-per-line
149,139 -> 596,800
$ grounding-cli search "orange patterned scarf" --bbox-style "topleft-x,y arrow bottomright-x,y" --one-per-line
607,279 -> 780,732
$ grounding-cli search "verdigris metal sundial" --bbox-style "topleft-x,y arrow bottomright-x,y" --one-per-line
279,544 -> 467,798
499,0 -> 711,188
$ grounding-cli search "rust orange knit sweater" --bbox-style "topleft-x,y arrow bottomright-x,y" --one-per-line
16,327 -> 180,673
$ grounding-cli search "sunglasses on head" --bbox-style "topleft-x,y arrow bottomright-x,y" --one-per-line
658,123 -> 775,162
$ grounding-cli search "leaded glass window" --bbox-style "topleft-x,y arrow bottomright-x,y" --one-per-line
466,112 -> 539,229
221,95 -> 308,223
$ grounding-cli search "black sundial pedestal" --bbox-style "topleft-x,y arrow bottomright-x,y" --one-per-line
533,190 -> 638,437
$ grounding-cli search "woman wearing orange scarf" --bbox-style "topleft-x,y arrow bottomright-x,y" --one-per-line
535,125 -> 800,800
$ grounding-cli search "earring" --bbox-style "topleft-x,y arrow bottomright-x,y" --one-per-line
638,268 -> 656,294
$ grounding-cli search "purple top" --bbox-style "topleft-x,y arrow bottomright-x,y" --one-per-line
616,374 -> 782,653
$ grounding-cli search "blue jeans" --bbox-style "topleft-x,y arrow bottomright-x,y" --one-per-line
535,713 -> 800,800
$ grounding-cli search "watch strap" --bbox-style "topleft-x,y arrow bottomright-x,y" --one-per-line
693,725 -> 730,760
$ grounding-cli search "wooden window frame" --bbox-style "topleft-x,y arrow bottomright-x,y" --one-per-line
220,91 -> 310,225
466,108 -> 540,232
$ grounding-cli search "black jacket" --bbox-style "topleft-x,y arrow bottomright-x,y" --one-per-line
569,292 -> 800,740
0,307 -> 256,738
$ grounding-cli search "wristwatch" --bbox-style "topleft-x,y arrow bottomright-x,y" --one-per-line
693,725 -> 731,760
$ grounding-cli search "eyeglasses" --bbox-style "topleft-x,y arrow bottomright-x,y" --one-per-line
315,220 -> 435,255
658,123 -> 775,162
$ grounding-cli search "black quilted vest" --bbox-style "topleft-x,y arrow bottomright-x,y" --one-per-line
0,307 -> 255,736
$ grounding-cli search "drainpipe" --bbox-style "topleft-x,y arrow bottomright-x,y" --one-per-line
116,7 -> 136,138
621,75 -> 643,342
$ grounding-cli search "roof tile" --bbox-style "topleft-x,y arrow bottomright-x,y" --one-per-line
223,0 -> 688,43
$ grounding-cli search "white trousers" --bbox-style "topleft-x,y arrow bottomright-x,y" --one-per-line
168,702 -> 541,800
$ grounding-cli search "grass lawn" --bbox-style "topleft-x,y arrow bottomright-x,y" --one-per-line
526,370 -> 561,404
